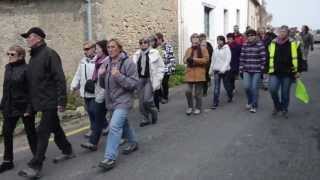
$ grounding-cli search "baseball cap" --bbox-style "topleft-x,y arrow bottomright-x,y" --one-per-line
21,27 -> 46,39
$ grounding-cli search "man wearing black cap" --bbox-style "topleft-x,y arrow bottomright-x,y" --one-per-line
18,27 -> 75,178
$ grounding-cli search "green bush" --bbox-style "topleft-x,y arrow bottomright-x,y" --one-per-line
169,64 -> 186,87
65,76 -> 84,110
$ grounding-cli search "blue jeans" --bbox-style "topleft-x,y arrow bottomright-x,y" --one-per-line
212,71 -> 233,105
89,101 -> 108,145
84,98 -> 96,131
242,72 -> 261,108
104,108 -> 137,160
269,75 -> 294,112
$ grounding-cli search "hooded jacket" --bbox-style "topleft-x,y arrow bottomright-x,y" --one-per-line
99,52 -> 139,110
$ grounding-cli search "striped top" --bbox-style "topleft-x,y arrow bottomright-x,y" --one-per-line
239,41 -> 266,73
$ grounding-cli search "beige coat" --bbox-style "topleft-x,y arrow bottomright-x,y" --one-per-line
183,47 -> 209,82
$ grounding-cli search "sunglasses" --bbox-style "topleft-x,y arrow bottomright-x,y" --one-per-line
247,34 -> 256,37
7,53 -> 17,57
139,41 -> 149,45
83,46 -> 94,51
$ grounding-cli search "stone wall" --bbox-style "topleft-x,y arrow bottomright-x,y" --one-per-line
93,0 -> 179,56
0,0 -> 86,95
0,0 -> 178,95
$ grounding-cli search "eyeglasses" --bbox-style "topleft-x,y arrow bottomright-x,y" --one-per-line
83,46 -> 94,51
139,41 -> 149,45
247,34 -> 256,37
7,53 -> 17,57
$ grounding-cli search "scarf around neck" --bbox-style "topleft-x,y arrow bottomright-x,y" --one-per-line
139,48 -> 150,76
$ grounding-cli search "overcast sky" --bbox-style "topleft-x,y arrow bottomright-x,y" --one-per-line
265,0 -> 320,30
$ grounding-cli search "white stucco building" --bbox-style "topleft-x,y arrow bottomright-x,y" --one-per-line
177,0 -> 261,63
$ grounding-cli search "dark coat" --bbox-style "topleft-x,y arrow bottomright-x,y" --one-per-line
27,43 -> 67,111
228,42 -> 242,74
266,40 -> 303,76
0,60 -> 32,117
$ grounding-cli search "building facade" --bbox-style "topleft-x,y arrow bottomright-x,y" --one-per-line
178,0 -> 257,63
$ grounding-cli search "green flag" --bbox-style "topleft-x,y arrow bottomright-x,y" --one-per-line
295,79 -> 310,104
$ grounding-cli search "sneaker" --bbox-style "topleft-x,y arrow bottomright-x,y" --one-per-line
122,143 -> 139,155
249,108 -> 257,113
272,109 -> 280,116
282,111 -> 289,119
193,109 -> 201,115
18,167 -> 41,179
245,104 -> 251,110
80,142 -> 98,151
227,98 -> 233,103
84,130 -> 92,138
120,138 -> 128,146
186,108 -> 193,115
99,159 -> 116,171
139,121 -> 151,127
52,152 -> 76,164
209,104 -> 218,110
0,161 -> 14,173
160,99 -> 169,104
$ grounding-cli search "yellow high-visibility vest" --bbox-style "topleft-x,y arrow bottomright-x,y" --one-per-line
268,41 -> 298,73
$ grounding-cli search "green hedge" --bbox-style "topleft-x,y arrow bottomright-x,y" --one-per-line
169,64 -> 186,87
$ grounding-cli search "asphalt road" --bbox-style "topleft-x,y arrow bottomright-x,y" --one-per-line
1,45 -> 320,180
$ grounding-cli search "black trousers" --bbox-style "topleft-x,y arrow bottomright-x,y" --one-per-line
2,115 -> 37,162
154,89 -> 161,110
28,109 -> 72,170
161,74 -> 170,100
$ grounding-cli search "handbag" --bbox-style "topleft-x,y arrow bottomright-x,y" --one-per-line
295,79 -> 310,104
84,64 -> 95,94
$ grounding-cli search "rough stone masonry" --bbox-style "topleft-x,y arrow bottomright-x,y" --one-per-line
0,0 -> 178,95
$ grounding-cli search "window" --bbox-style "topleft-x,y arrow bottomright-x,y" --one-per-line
204,6 -> 212,38
236,9 -> 240,26
224,9 -> 229,35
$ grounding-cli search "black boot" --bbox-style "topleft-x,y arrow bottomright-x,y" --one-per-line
0,161 -> 14,173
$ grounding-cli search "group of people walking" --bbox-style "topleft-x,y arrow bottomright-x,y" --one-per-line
182,24 -> 313,117
0,27 -> 176,178
0,23 -> 314,178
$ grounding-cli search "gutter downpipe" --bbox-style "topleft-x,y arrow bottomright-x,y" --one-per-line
85,0 -> 93,41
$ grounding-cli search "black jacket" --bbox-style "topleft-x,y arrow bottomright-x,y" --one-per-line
0,60 -> 32,117
267,40 -> 303,76
27,43 -> 67,111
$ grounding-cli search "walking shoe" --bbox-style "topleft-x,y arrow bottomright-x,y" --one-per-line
52,152 -> 76,164
80,142 -> 98,151
18,167 -> 41,179
282,111 -> 289,119
84,130 -> 92,138
102,127 -> 109,136
139,121 -> 151,127
272,109 -> 280,116
249,108 -> 257,113
122,143 -> 139,155
209,103 -> 218,109
227,98 -> 233,103
245,104 -> 251,110
120,138 -> 128,146
99,159 -> 116,171
160,99 -> 169,104
0,161 -> 14,173
186,108 -> 193,115
193,109 -> 201,115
